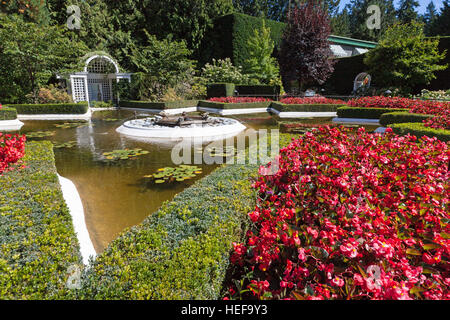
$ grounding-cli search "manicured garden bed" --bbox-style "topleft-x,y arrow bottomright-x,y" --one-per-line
78,163 -> 259,300
225,126 -> 449,300
0,107 -> 18,120
5,102 -> 89,115
336,106 -> 408,119
271,102 -> 345,113
198,100 -> 271,110
379,112 -> 434,127
390,122 -> 450,142
119,100 -> 199,110
0,141 -> 82,299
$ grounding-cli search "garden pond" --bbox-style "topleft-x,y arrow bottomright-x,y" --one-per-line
6,110 -> 379,252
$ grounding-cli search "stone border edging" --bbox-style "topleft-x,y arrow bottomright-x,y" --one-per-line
332,117 -> 380,125
57,174 -> 96,265
0,119 -> 24,131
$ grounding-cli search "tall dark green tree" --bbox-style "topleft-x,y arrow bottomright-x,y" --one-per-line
331,7 -> 352,36
423,1 -> 438,36
233,0 -> 290,21
428,0 -> 450,36
396,0 -> 419,24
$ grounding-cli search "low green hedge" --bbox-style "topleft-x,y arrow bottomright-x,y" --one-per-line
198,100 -> 271,110
389,123 -> 450,142
379,112 -> 434,127
271,102 -> 346,113
6,102 -> 88,115
120,100 -> 199,110
78,164 -> 258,300
0,141 -> 82,299
337,107 -> 409,119
0,107 -> 18,120
206,83 -> 235,99
235,85 -> 280,97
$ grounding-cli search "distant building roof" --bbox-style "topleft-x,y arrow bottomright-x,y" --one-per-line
328,35 -> 378,49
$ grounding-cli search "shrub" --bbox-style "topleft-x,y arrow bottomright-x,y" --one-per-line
235,85 -> 281,97
206,83 -> 236,99
271,102 -> 344,113
198,100 -> 271,110
119,100 -> 198,110
198,13 -> 285,68
0,107 -> 18,121
201,58 -> 250,85
389,122 -> 450,142
226,126 -> 449,300
6,102 -> 89,115
78,164 -> 258,300
337,107 -> 408,119
30,85 -> 73,104
379,112 -> 434,127
0,141 -> 82,299
364,22 -> 447,94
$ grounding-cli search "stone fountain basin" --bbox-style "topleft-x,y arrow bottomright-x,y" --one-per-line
116,117 -> 247,140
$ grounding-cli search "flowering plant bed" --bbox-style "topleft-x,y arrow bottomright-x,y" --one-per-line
208,97 -> 272,103
226,126 -> 449,300
280,97 -> 346,105
0,132 -> 26,174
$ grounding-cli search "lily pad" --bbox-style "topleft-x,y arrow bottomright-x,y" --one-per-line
26,131 -> 56,138
102,148 -> 150,161
144,165 -> 203,184
55,122 -> 90,129
53,141 -> 77,149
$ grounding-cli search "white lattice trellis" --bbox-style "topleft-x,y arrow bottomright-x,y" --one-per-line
72,77 -> 87,102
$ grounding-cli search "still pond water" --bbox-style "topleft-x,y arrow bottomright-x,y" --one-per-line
13,110 -> 371,253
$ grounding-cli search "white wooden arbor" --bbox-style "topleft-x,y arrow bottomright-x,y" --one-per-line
69,55 -> 132,105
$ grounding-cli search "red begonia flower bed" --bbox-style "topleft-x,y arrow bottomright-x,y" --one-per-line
226,126 -> 449,300
208,97 -> 272,103
280,97 -> 346,105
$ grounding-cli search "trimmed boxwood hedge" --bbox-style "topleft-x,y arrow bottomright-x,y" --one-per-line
389,123 -> 450,142
207,83 -> 235,98
198,100 -> 271,110
0,141 -> 82,299
120,100 -> 199,110
336,107 -> 408,119
78,163 -> 259,300
235,85 -> 281,97
379,112 -> 434,127
6,102 -> 89,115
271,102 -> 346,113
198,13 -> 285,67
0,107 -> 18,120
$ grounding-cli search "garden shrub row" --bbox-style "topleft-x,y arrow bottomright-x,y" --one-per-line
271,102 -> 345,113
119,100 -> 199,110
0,141 -> 82,299
0,107 -> 17,120
78,163 -> 259,300
389,122 -> 450,142
379,112 -> 434,127
337,106 -> 408,119
206,83 -> 236,98
198,13 -> 285,67
206,83 -> 280,99
5,102 -> 89,115
198,100 -> 271,110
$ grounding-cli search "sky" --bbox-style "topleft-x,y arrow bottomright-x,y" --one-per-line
339,0 -> 445,14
